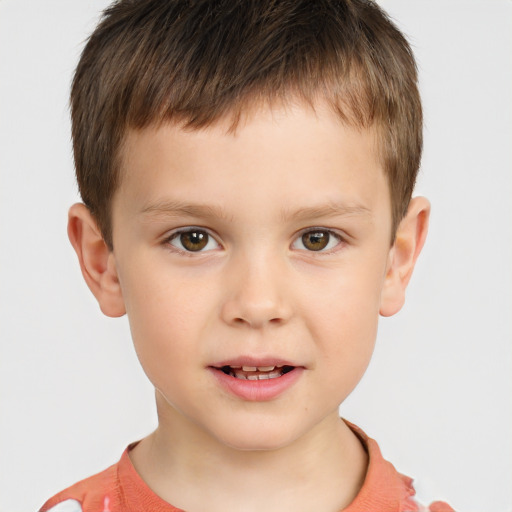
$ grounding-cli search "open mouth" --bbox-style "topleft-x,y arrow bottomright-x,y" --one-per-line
217,365 -> 295,380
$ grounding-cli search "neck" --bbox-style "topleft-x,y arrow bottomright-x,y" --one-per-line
130,396 -> 368,512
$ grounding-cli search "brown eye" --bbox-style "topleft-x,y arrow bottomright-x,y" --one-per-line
301,231 -> 330,251
180,230 -> 209,251
168,228 -> 220,254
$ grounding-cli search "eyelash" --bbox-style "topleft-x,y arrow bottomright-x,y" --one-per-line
292,227 -> 345,253
164,227 -> 221,257
163,227 -> 346,256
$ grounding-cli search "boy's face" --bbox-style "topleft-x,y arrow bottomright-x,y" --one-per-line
105,104 -> 400,450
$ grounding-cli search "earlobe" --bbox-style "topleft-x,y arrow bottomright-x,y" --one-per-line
67,203 -> 126,317
379,196 -> 430,317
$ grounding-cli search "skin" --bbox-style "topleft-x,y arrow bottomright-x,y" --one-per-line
68,102 -> 429,512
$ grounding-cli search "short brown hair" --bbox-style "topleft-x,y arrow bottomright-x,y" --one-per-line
71,0 -> 422,249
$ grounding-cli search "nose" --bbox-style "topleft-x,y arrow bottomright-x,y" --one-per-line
220,252 -> 293,329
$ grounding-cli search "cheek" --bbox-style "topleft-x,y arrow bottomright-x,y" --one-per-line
303,258 -> 384,323
302,260 -> 384,367
118,263 -> 218,375
312,292 -> 378,403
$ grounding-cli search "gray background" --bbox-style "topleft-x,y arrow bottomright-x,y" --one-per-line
1,1 -> 511,510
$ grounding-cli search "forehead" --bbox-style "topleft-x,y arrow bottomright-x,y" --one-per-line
114,103 -> 389,225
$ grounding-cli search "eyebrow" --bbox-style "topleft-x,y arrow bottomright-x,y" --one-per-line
140,199 -> 371,223
141,199 -> 234,221
279,202 -> 372,223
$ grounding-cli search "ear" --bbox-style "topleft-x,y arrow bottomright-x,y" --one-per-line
379,196 -> 430,317
67,203 -> 126,317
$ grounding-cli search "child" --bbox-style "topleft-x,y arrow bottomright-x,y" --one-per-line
40,1 -> 453,511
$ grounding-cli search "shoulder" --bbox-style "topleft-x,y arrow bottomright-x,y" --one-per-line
343,420 -> 455,512
39,444 -> 184,512
39,460 -> 119,512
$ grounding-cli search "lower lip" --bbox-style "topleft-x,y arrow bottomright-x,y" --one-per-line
210,367 -> 304,401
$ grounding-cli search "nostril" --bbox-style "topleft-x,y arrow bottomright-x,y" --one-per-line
232,316 -> 284,327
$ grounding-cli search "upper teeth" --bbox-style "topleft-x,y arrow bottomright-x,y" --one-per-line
218,365 -> 292,380
242,366 -> 275,372
234,368 -> 282,380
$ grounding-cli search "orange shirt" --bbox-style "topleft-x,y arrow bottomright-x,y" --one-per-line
40,422 -> 454,512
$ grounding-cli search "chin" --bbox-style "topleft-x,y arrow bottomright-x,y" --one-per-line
210,419 -> 303,452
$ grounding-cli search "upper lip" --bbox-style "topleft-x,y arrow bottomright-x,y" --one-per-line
210,356 -> 301,368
